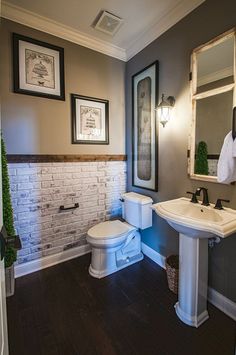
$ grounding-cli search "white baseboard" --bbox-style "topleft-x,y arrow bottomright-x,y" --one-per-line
15,244 -> 91,278
208,287 -> 236,321
141,242 -> 236,321
141,242 -> 166,269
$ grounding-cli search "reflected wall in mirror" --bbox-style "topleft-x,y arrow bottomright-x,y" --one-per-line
189,28 -> 236,182
196,36 -> 234,93
195,90 -> 233,176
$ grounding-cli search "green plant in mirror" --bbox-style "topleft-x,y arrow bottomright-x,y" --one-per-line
195,141 -> 209,175
1,137 -> 17,267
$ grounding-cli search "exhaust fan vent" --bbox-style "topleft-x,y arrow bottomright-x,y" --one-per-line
94,10 -> 123,36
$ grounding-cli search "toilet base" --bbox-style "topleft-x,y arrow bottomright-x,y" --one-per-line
89,252 -> 143,279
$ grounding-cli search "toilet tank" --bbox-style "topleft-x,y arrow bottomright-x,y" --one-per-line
122,192 -> 153,229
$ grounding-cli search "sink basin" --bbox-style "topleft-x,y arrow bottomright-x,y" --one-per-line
152,197 -> 236,327
152,197 -> 236,239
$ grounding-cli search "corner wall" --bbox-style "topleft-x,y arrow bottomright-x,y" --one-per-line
0,19 -> 127,267
125,0 -> 236,302
0,19 -> 126,155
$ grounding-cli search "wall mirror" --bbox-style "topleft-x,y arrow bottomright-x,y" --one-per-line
188,28 -> 236,182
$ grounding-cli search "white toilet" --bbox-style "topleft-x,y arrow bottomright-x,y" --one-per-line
86,192 -> 153,278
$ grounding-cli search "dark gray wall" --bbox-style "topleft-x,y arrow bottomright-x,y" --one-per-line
126,0 -> 236,302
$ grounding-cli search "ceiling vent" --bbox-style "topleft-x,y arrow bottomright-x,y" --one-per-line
94,10 -> 123,36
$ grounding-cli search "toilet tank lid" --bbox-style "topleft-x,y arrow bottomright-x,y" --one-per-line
122,192 -> 153,205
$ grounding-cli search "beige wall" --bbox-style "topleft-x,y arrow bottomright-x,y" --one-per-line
0,19 -> 126,154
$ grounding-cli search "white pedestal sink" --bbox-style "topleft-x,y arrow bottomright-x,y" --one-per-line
152,198 -> 236,327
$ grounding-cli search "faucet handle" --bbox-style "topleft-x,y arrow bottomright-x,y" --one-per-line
186,191 -> 198,203
214,199 -> 230,210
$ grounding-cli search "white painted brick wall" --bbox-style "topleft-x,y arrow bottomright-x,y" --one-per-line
207,159 -> 218,176
9,161 -> 127,265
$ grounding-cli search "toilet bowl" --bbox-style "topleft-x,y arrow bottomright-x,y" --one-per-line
86,192 -> 153,278
87,220 -> 143,278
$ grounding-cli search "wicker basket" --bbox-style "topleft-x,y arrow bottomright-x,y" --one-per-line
165,255 -> 179,294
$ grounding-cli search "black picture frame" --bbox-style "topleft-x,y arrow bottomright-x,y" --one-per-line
132,61 -> 159,191
71,94 -> 109,145
13,33 -> 65,101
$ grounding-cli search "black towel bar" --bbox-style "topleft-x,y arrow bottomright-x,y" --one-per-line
59,203 -> 79,211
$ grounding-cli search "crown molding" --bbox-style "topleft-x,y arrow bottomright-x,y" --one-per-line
1,1 -> 127,61
126,0 -> 205,60
198,66 -> 233,87
2,0 -> 205,62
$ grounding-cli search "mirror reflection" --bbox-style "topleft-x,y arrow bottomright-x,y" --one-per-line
189,29 -> 236,182
195,91 -> 233,176
196,36 -> 234,93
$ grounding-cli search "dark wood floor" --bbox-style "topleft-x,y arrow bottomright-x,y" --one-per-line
7,254 -> 236,355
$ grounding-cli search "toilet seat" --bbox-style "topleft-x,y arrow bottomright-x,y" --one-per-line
88,220 -> 135,239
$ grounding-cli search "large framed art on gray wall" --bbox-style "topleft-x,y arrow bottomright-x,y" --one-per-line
132,61 -> 158,191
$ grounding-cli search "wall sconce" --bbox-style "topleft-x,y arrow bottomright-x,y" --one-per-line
155,94 -> 175,127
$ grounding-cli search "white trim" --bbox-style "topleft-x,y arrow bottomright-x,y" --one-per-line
193,83 -> 234,100
141,242 -> 236,321
141,242 -> 166,269
15,244 -> 91,278
2,1 -> 205,62
198,66 -> 233,87
126,0 -> 205,60
175,301 -> 209,328
1,2 -> 127,61
208,287 -> 236,321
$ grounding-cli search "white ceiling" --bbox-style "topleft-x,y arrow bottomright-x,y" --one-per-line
2,0 -> 205,61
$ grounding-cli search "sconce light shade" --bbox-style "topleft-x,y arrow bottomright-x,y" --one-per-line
156,94 -> 175,127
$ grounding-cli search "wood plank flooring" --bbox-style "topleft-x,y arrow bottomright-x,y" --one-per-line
7,254 -> 236,355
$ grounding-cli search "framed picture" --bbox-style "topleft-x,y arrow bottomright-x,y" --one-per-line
132,61 -> 158,191
13,33 -> 65,100
71,94 -> 109,144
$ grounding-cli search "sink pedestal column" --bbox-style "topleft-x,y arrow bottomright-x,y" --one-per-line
175,233 -> 209,327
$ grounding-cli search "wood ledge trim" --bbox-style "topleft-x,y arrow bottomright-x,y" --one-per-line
7,154 -> 127,163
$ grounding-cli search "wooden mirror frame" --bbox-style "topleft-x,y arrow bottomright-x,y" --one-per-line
188,28 -> 236,183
